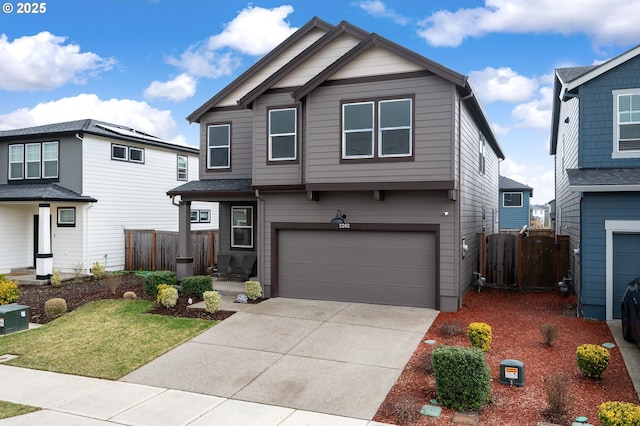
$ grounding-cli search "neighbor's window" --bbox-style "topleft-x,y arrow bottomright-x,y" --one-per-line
342,97 -> 412,160
111,144 -> 144,163
8,141 -> 58,180
57,207 -> 76,227
207,124 -> 230,169
129,147 -> 144,163
231,206 -> 253,248
190,209 -> 211,223
503,192 -> 523,208
177,155 -> 188,180
269,107 -> 297,161
8,144 -> 24,180
479,133 -> 486,175
112,144 -> 127,160
613,89 -> 640,158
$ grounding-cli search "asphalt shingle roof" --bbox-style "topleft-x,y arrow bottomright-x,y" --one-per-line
499,175 -> 533,194
567,168 -> 640,187
0,183 -> 97,202
556,65 -> 598,83
167,179 -> 253,196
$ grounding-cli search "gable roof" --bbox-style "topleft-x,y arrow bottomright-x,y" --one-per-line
187,17 -> 504,160
550,44 -> 640,154
499,175 -> 533,196
0,183 -> 97,202
0,119 -> 198,154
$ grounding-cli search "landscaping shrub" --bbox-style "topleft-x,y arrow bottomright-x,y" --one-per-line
598,401 -> 640,426
540,324 -> 558,346
245,280 -> 262,300
123,291 -> 137,300
543,373 -> 573,423
0,276 -> 20,305
143,271 -> 176,296
432,345 -> 491,411
203,290 -> 222,313
44,298 -> 67,319
382,395 -> 421,424
50,269 -> 62,287
468,322 -> 492,351
90,261 -> 106,280
181,275 -> 212,299
576,343 -> 609,379
156,285 -> 178,308
437,320 -> 465,337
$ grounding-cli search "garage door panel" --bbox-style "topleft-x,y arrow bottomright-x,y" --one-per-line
613,233 -> 640,319
278,230 -> 436,308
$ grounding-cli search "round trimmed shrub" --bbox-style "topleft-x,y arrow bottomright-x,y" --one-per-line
156,284 -> 178,308
598,401 -> 640,426
576,343 -> 610,379
245,280 -> 262,300
44,298 -> 67,319
468,322 -> 492,352
144,271 -> 176,296
203,290 -> 222,313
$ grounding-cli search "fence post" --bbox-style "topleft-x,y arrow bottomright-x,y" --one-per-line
126,230 -> 131,270
518,234 -> 523,288
151,229 -> 156,271
210,230 -> 215,269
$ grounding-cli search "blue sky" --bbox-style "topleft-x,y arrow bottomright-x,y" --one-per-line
1,0 -> 639,203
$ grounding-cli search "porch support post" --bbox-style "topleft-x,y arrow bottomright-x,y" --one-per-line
36,203 -> 53,280
176,200 -> 193,280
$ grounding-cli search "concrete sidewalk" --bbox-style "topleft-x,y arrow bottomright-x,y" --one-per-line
607,320 -> 640,401
0,364 -> 391,425
120,298 -> 438,420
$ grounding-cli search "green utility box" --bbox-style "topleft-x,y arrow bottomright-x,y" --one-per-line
0,304 -> 30,335
499,359 -> 525,387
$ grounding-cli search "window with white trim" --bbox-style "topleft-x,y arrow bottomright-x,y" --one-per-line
342,98 -> 412,159
207,124 -> 230,169
231,206 -> 253,248
57,207 -> 76,227
613,89 -> 640,158
177,155 -> 188,181
190,209 -> 211,223
503,192 -> 523,207
111,144 -> 144,163
269,107 -> 297,161
8,141 -> 58,180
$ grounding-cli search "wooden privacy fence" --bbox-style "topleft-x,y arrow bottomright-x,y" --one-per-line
125,229 -> 217,275
485,230 -> 569,289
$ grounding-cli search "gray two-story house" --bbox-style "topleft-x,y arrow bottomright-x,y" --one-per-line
169,17 -> 504,312
551,44 -> 640,320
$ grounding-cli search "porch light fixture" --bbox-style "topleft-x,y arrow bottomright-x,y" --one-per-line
330,210 -> 347,224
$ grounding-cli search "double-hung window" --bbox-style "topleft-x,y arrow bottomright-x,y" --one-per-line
269,107 -> 297,161
207,124 -> 230,169
8,141 -> 58,180
503,192 -> 523,208
613,89 -> 640,158
231,206 -> 253,248
342,97 -> 412,160
177,155 -> 188,180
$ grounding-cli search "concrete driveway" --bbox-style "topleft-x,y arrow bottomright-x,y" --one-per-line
121,298 -> 438,420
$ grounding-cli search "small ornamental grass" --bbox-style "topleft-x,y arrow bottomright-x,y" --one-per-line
156,284 -> 178,308
576,343 -> 609,379
539,324 -> 558,346
50,269 -> 62,287
0,275 -> 20,305
598,401 -> 640,426
245,281 -> 262,300
468,322 -> 492,352
90,261 -> 106,280
542,373 -> 573,423
203,290 -> 222,313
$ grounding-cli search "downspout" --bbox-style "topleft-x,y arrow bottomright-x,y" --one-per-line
254,189 -> 266,295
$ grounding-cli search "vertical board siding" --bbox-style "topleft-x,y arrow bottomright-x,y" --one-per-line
125,230 -> 217,274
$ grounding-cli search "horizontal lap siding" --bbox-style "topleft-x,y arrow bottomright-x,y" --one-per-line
304,76 -> 454,183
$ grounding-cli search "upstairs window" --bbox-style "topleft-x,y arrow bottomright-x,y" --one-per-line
268,107 -> 297,161
342,97 -> 412,160
111,144 -> 144,163
8,141 -> 58,180
503,192 -> 523,208
177,155 -> 188,181
613,89 -> 640,158
207,124 -> 230,169
479,133 -> 486,175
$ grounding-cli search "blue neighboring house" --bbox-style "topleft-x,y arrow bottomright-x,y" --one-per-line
499,175 -> 532,230
550,44 -> 640,321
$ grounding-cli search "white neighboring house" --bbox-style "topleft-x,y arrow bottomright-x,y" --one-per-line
0,119 -> 218,277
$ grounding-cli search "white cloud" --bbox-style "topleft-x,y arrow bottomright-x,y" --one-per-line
207,5 -> 298,55
511,86 -> 553,129
501,158 -> 555,204
491,122 -> 510,136
166,47 -> 240,79
469,67 -> 538,103
417,0 -> 640,48
0,32 -> 115,91
354,0 -> 410,25
0,94 -> 179,141
144,73 -> 197,102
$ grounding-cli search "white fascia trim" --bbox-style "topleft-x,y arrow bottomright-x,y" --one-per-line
570,184 -> 640,192
605,220 -> 640,321
566,46 -> 640,92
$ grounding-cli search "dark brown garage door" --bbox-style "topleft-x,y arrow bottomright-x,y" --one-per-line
277,230 -> 436,308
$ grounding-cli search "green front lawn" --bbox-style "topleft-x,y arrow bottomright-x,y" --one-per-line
0,299 -> 215,379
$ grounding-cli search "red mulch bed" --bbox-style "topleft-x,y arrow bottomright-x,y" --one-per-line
373,287 -> 639,426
